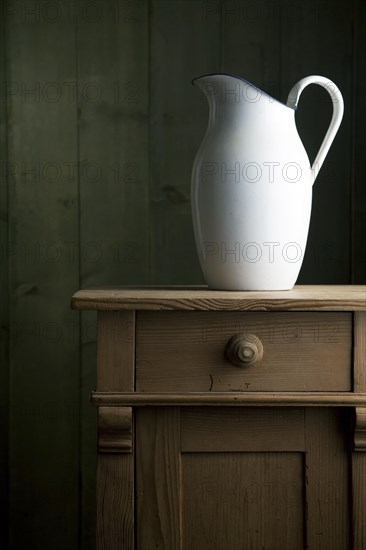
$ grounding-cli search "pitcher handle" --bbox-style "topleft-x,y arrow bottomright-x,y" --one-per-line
286,75 -> 344,185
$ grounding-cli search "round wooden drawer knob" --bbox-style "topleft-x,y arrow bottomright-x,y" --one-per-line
226,333 -> 263,367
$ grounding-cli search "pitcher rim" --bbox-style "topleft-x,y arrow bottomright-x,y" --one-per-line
192,72 -> 296,111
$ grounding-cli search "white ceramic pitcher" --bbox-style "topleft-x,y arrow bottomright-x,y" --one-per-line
191,74 -> 344,290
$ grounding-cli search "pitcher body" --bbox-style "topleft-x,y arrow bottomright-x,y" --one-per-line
191,74 -> 344,290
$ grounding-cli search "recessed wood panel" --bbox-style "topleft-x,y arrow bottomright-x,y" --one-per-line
136,311 -> 352,391
181,407 -> 305,452
182,452 -> 305,550
305,408 -> 351,549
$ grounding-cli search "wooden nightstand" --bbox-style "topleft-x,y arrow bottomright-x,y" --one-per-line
72,285 -> 366,550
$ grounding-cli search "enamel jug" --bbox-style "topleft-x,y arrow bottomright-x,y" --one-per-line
191,74 -> 344,290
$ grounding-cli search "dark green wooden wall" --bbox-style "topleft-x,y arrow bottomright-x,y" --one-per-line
0,0 -> 365,548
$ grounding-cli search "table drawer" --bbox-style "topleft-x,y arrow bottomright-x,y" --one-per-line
136,311 -> 352,392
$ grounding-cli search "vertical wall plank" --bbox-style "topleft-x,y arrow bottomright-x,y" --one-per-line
0,4 -> 9,547
6,1 -> 80,548
77,0 -> 150,289
77,1 -> 149,547
221,0 -> 281,90
150,0 -> 221,284
280,0 -> 353,283
351,0 -> 366,283
96,311 -> 135,550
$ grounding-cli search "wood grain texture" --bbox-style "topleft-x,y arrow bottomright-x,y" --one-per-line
136,311 -> 352,391
225,332 -> 264,367
182,451 -> 304,550
353,312 -> 366,391
352,452 -> 366,549
7,2 -> 80,548
221,0 -> 281,88
354,408 -> 366,451
352,311 -> 366,547
305,408 -> 351,549
79,309 -> 97,550
150,0 -> 220,285
96,311 -> 135,550
181,407 -> 305,451
97,311 -> 135,392
96,455 -> 134,550
0,5 -> 9,546
72,285 -> 366,310
136,407 -> 181,550
91,392 -> 366,407
98,407 -> 132,453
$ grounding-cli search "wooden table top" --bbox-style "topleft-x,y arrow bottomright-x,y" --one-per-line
71,285 -> 366,311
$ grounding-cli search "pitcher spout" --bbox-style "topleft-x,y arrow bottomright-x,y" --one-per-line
192,73 -> 294,111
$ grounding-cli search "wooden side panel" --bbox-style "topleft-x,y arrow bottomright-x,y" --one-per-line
305,408 -> 351,549
150,0 -> 220,284
136,311 -> 352,391
136,407 -> 181,550
96,311 -> 135,550
352,454 -> 366,548
181,407 -> 305,451
7,2 -> 80,548
79,309 -> 97,550
97,311 -> 135,391
96,455 -> 134,550
182,452 -> 304,550
352,312 -> 366,548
